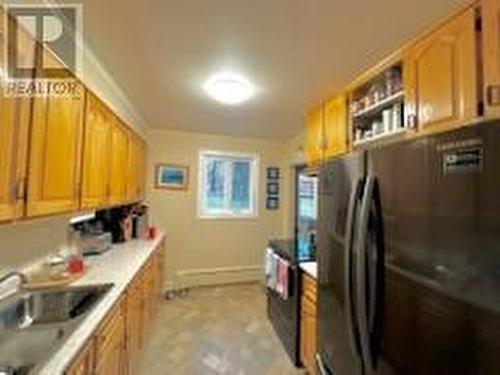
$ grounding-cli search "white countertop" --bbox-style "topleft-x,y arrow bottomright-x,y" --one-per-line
300,261 -> 317,279
37,233 -> 165,375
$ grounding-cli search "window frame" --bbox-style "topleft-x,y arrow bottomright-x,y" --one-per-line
198,150 -> 259,219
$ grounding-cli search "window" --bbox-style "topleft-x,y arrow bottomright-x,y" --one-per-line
198,151 -> 258,218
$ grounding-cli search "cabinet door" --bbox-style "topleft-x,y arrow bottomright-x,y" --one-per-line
405,8 -> 477,135
137,141 -> 146,200
126,280 -> 144,373
300,295 -> 317,375
483,0 -> 500,116
27,81 -> 84,217
66,339 -> 95,375
81,92 -> 112,209
109,120 -> 129,205
95,303 -> 126,375
126,135 -> 141,202
304,106 -> 324,166
324,94 -> 348,160
142,262 -> 155,329
0,8 -> 34,221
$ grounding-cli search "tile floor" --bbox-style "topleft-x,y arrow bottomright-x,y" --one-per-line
139,283 -> 305,375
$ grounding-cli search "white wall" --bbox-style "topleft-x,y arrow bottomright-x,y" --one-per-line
0,215 -> 70,274
147,129 -> 291,289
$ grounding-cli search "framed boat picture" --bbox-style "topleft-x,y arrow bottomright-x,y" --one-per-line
155,164 -> 189,190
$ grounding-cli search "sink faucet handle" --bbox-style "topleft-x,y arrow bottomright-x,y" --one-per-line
0,271 -> 28,300
18,295 -> 34,329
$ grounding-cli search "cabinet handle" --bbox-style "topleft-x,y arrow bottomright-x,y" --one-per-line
487,85 -> 500,106
407,114 -> 417,129
14,178 -> 27,202
10,182 -> 18,204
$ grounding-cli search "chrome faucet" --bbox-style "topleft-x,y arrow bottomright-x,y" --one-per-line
0,271 -> 28,301
0,271 -> 28,286
0,270 -> 33,331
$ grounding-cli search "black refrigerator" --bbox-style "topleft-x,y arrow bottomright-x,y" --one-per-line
316,121 -> 500,375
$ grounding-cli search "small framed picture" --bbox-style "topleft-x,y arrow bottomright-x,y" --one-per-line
267,167 -> 280,180
155,164 -> 189,190
266,197 -> 279,210
267,182 -> 279,196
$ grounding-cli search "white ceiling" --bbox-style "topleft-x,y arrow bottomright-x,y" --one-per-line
74,0 -> 467,140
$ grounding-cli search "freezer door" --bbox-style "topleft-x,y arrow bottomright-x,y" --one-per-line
317,152 -> 365,375
367,122 -> 500,374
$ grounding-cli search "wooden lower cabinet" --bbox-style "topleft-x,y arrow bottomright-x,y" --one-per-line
300,273 -> 317,375
65,338 -> 96,375
95,299 -> 127,375
126,275 -> 144,374
65,243 -> 165,375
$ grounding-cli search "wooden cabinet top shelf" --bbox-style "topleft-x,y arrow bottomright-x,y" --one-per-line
352,90 -> 404,119
353,126 -> 410,147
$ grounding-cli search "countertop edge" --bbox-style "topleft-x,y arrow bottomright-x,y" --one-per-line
299,261 -> 317,280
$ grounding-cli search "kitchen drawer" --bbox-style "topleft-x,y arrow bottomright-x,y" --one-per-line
302,273 -> 317,303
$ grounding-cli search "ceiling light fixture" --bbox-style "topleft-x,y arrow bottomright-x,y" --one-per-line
204,72 -> 255,105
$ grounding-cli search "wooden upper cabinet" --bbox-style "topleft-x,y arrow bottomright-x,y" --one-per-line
27,84 -> 85,217
81,92 -> 112,209
305,106 -> 324,166
109,119 -> 129,205
0,8 -> 35,222
323,94 -> 348,159
405,7 -> 478,135
482,0 -> 500,117
27,45 -> 85,217
136,139 -> 146,201
127,135 -> 146,202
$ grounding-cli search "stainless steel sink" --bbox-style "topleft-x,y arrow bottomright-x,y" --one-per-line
0,284 -> 113,374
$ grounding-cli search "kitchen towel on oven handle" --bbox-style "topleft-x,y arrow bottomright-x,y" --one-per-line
265,247 -> 291,300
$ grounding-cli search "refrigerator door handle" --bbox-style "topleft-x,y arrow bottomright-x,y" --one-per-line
316,353 -> 331,375
355,175 -> 376,370
344,177 -> 362,358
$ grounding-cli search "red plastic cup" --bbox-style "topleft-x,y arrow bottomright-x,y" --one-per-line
148,226 -> 157,240
67,256 -> 85,274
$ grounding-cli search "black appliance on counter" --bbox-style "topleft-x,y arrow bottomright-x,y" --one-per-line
317,122 -> 500,375
267,240 -> 314,367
